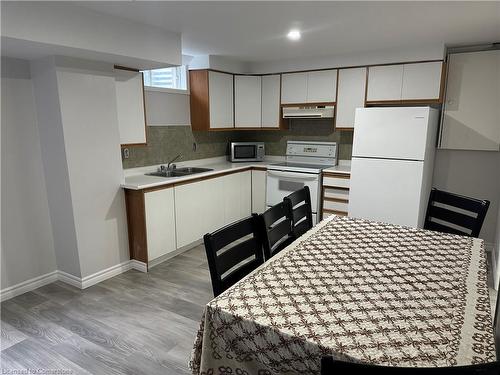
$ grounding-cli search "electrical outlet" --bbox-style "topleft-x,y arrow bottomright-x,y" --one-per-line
122,148 -> 130,159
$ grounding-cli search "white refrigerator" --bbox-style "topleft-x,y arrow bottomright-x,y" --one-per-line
348,107 -> 439,228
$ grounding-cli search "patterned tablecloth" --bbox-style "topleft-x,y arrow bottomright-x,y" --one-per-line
190,216 -> 496,375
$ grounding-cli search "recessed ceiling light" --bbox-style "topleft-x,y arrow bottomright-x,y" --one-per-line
287,29 -> 301,41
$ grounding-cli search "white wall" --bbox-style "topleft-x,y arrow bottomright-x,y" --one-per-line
249,44 -> 445,73
1,58 -> 57,289
432,149 -> 500,245
188,55 -> 250,73
1,2 -> 181,69
30,57 -> 82,278
145,90 -> 191,126
55,59 -> 129,278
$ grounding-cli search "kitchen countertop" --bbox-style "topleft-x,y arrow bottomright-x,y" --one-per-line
121,156 -> 351,190
121,157 -> 282,190
322,164 -> 351,175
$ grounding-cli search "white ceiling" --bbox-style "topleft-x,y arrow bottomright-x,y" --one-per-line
79,1 -> 500,62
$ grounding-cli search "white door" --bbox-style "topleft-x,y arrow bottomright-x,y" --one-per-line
234,75 -> 261,128
209,71 -> 234,128
251,169 -> 267,213
353,107 -> 431,160
366,65 -> 404,101
440,50 -> 500,151
261,75 -> 281,128
348,157 -> 425,228
115,69 -> 146,145
402,62 -> 443,100
222,171 -> 252,222
174,177 -> 225,248
306,70 -> 337,103
281,72 -> 307,104
266,170 -> 319,213
144,188 -> 176,261
336,67 -> 367,129
335,68 -> 366,129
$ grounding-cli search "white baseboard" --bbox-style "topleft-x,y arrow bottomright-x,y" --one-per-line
80,261 -> 132,289
0,271 -> 58,302
1,259 -> 142,302
130,260 -> 147,273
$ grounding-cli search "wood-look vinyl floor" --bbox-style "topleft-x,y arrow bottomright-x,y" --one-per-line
0,245 -> 213,375
1,243 -> 498,375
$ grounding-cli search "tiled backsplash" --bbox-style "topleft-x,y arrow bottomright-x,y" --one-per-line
122,119 -> 353,169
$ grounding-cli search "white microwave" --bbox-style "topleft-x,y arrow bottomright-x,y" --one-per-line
229,142 -> 265,162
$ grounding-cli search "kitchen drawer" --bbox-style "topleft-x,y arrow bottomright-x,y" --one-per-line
323,187 -> 349,201
323,199 -> 349,212
323,174 -> 350,189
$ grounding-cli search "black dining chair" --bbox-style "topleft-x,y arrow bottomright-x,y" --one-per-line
257,202 -> 294,260
320,357 -> 500,375
424,188 -> 490,238
284,186 -> 314,239
203,215 -> 264,297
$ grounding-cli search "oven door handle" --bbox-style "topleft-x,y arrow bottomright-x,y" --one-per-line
267,170 -> 318,181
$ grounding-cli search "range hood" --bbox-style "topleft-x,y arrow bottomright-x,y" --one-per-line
282,106 -> 335,119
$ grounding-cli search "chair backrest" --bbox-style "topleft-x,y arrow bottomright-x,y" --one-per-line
203,215 -> 264,297
424,188 -> 490,238
321,357 -> 500,375
284,186 -> 314,239
257,202 -> 294,260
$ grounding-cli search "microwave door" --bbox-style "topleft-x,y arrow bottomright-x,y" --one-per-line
232,144 -> 256,161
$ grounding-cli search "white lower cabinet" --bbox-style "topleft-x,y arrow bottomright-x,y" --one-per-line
251,169 -> 267,213
144,188 -> 177,261
222,171 -> 252,223
174,171 -> 252,249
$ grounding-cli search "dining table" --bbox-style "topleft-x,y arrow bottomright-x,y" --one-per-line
189,215 -> 497,375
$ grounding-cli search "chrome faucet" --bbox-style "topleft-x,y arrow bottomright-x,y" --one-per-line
166,154 -> 182,170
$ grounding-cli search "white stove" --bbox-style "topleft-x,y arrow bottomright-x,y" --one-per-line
267,141 -> 338,224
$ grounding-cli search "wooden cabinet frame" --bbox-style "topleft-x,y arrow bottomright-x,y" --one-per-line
189,59 -> 444,132
189,69 -> 288,131
364,60 -> 446,106
124,166 -> 268,270
320,171 -> 351,220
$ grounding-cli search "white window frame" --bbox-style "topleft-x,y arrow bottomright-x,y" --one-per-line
142,65 -> 189,95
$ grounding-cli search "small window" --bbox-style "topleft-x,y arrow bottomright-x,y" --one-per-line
142,66 -> 188,91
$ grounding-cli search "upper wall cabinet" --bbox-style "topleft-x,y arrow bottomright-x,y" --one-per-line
190,70 -> 234,130
281,72 -> 307,104
366,65 -> 404,102
281,70 -> 337,104
440,50 -> 500,151
209,71 -> 234,129
366,61 -> 443,104
261,74 -> 281,128
235,75 -> 262,128
336,67 -> 366,130
401,62 -> 443,100
115,67 -> 147,146
306,70 -> 337,103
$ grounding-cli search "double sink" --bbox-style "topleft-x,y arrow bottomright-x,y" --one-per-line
146,167 -> 214,178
